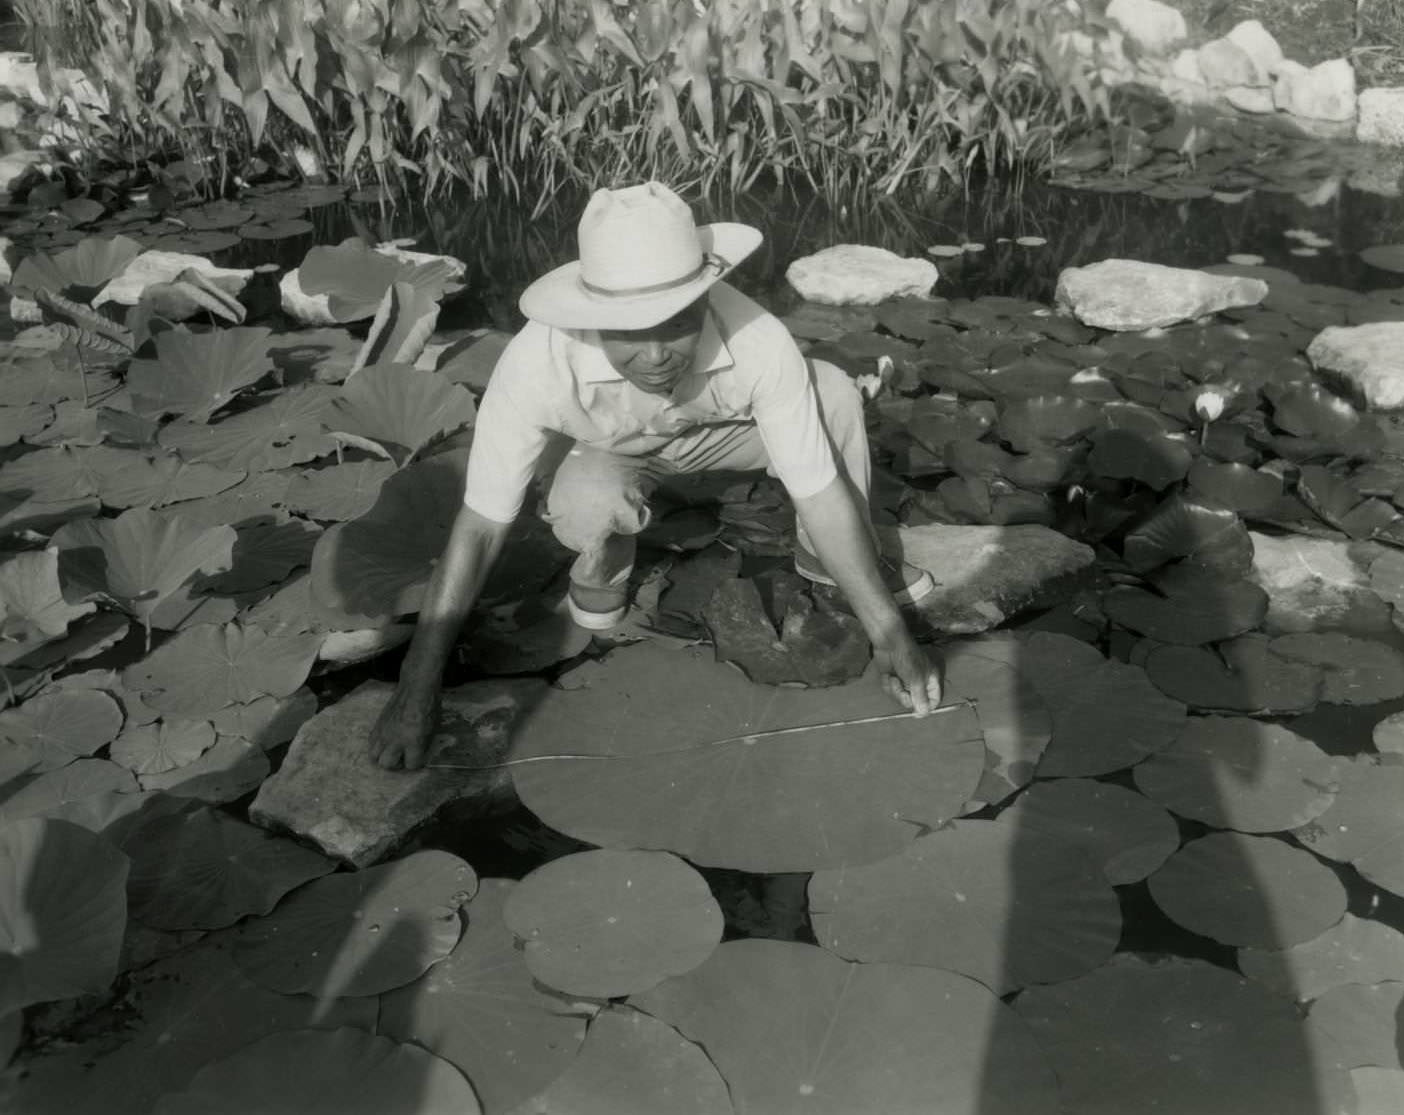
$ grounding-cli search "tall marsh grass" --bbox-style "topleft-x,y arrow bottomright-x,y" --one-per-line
16,0 -> 1114,204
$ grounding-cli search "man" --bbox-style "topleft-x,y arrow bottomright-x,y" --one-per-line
370,182 -> 943,770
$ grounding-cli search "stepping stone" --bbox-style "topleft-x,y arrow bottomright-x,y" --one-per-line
1308,322 -> 1404,409
785,244 -> 938,306
250,678 -> 545,866
1055,259 -> 1268,331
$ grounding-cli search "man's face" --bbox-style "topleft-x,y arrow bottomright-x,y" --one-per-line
599,297 -> 709,395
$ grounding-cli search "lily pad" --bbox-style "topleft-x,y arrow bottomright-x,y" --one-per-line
199,517 -> 321,594
0,548 -> 95,645
1269,632 -> 1404,705
124,622 -> 322,718
1088,428 -> 1194,490
1133,717 -> 1339,832
0,758 -> 137,825
1295,757 -> 1404,898
1013,955 -> 1353,1115
996,777 -> 1179,885
1361,245 -> 1404,273
151,1027 -> 478,1115
809,819 -> 1121,994
378,877 -> 589,1113
509,643 -> 987,873
88,447 -> 245,509
632,939 -> 1060,1115
138,735 -> 270,803
1145,634 -> 1324,715
10,235 -> 143,300
1240,913 -> 1404,1003
0,689 -> 124,771
0,403 -> 54,447
209,688 -> 317,749
283,460 -> 395,521
237,217 -> 315,241
178,202 -> 255,230
110,718 -> 216,775
165,471 -> 292,530
0,443 -> 107,502
53,507 -> 236,632
504,849 -> 723,998
1148,832 -> 1347,948
120,804 -> 335,931
0,817 -> 129,1014
1104,566 -> 1268,645
1306,982 -> 1404,1069
998,397 -> 1101,452
518,1007 -> 734,1115
1123,494 -> 1254,575
1186,459 -> 1284,516
158,385 -> 337,472
326,363 -> 476,465
233,850 -> 475,998
127,326 -> 275,422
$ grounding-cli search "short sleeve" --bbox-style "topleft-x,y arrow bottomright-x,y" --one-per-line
462,327 -> 554,523
748,329 -> 838,500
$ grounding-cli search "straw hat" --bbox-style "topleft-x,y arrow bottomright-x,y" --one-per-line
519,182 -> 762,331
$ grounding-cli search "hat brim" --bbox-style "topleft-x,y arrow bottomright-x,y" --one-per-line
518,223 -> 762,331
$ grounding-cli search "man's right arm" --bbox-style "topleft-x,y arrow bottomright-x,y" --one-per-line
368,504 -> 515,770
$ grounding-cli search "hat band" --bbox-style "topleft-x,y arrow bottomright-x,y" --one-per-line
580,252 -> 727,300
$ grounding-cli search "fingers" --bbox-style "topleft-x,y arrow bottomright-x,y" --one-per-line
883,671 -> 913,710
907,668 -> 932,717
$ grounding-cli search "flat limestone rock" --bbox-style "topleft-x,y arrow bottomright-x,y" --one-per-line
250,678 -> 546,866
1358,88 -> 1404,148
1248,531 -> 1391,634
1274,58 -> 1356,123
1308,323 -> 1404,409
1055,259 -> 1268,331
882,524 -> 1096,634
785,244 -> 938,306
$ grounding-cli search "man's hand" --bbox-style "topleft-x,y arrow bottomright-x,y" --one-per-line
368,687 -> 440,771
874,631 -> 943,716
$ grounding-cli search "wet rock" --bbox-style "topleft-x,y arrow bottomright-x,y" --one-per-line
1169,48 -> 1204,85
1226,86 -> 1276,114
250,678 -> 545,866
1274,58 -> 1356,123
1197,38 -> 1258,89
1307,323 -> 1404,409
1358,88 -> 1404,148
785,245 -> 938,306
93,251 -> 253,308
882,523 -> 1097,635
1248,532 -> 1391,634
1055,260 -> 1268,332
1225,21 -> 1283,83
1106,0 -> 1186,54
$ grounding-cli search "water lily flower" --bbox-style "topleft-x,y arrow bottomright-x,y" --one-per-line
1193,387 -> 1228,424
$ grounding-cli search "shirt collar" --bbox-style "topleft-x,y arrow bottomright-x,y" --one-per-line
573,306 -> 734,384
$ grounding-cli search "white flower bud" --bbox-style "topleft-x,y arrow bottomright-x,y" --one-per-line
1193,388 -> 1227,423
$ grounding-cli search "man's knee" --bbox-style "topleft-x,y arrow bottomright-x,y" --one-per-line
543,447 -> 650,551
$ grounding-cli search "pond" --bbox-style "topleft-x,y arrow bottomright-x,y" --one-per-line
5,124 -> 1404,1114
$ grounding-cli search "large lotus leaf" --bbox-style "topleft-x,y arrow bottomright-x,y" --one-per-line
0,548 -> 95,644
1296,757 -> 1404,897
0,817 -> 129,1014
138,735 -> 270,803
632,939 -> 1060,1115
209,688 -> 317,749
199,518 -> 322,594
379,877 -> 589,1114
165,471 -> 292,530
0,493 -> 101,542
0,613 -> 129,690
1186,459 -> 1284,517
0,354 -> 121,408
53,507 -> 236,629
0,759 -> 136,825
85,447 -> 245,509
998,396 -> 1101,451
809,819 -> 1120,994
1134,717 -> 1338,832
520,1006 -> 734,1115
119,804 -> 334,931
504,850 -> 723,999
0,937 -> 376,1115
350,281 -> 441,374
1013,955 -> 1353,1115
1122,494 -> 1254,575
1149,832 -> 1346,948
1145,635 -> 1324,714
284,460 -> 395,521
127,326 -> 276,422
0,403 -> 54,447
1103,566 -> 1268,645
1087,428 -> 1194,490
110,718 -> 216,775
158,385 -> 338,472
10,235 -> 143,299
309,448 -> 467,620
1306,982 -> 1404,1070
124,622 -> 322,717
0,688 -> 124,771
1018,633 -> 1186,777
940,637 -> 1052,811
146,583 -> 240,633
150,1027 -> 479,1115
0,443 -> 107,502
1239,913 -> 1404,1004
995,777 -> 1180,885
326,363 -> 476,465
1269,632 -> 1404,705
510,643 -> 987,873
233,850 -> 475,998
297,239 -> 460,322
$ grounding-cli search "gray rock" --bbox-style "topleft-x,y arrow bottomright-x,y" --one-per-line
1226,85 -> 1276,114
250,678 -> 546,866
1055,259 -> 1268,331
93,251 -> 253,309
785,244 -> 938,306
1307,323 -> 1404,409
1197,38 -> 1258,89
1225,20 -> 1283,83
1106,0 -> 1186,54
1275,58 -> 1356,122
1358,88 -> 1404,148
1248,531 -> 1391,634
881,523 -> 1097,635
